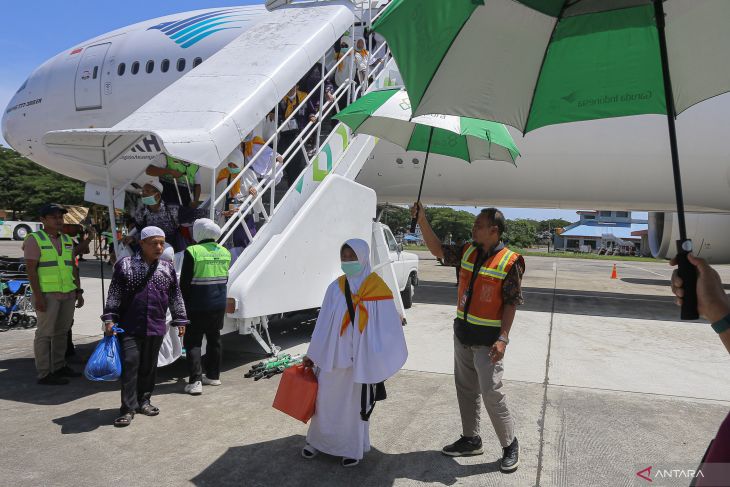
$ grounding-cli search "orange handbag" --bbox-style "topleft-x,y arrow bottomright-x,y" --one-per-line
272,365 -> 318,424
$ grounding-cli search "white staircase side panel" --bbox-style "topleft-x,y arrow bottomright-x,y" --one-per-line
228,174 -> 376,318
226,125 -> 376,285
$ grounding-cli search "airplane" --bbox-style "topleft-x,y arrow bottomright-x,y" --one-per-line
2,0 -> 730,265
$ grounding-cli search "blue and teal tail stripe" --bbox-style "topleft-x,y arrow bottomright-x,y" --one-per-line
148,9 -> 243,48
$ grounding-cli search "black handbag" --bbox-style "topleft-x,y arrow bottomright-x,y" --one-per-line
344,278 -> 387,421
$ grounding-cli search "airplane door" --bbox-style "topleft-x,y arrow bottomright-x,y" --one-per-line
74,43 -> 110,110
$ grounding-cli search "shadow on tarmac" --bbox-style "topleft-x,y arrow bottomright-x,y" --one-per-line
621,277 -> 730,290
191,434 -> 503,487
413,280 -> 702,322
0,314 -> 316,408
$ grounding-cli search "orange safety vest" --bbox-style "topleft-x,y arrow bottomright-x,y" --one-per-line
456,245 -> 520,327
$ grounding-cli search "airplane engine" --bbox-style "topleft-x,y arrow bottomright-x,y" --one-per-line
649,212 -> 730,264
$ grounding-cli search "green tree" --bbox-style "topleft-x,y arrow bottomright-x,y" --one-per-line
538,218 -> 571,232
378,204 -> 411,235
0,147 -> 85,219
504,219 -> 537,248
425,207 -> 475,242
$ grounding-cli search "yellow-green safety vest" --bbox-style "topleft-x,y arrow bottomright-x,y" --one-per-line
188,242 -> 231,286
27,230 -> 77,293
162,156 -> 199,186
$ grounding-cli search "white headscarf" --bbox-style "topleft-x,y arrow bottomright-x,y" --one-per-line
160,243 -> 175,262
341,238 -> 372,293
306,238 -> 407,384
192,218 -> 222,242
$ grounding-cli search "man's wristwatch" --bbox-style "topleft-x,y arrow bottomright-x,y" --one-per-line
497,335 -> 509,345
711,314 -> 730,335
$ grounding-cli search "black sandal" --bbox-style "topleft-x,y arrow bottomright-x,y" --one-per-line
136,404 -> 160,416
114,412 -> 134,427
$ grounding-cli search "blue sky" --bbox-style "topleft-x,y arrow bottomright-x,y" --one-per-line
0,1 -> 643,223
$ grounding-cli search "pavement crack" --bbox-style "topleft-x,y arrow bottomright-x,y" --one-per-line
534,256 -> 558,487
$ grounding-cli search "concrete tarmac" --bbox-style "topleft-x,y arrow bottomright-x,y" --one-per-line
1,240 -> 729,486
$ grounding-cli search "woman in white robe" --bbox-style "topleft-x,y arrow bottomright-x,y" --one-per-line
302,238 -> 408,467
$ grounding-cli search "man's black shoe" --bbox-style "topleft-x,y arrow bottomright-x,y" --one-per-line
501,437 -> 519,472
55,366 -> 82,378
442,435 -> 483,457
37,374 -> 69,385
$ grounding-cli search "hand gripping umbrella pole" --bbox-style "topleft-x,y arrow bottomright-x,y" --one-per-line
654,0 -> 697,320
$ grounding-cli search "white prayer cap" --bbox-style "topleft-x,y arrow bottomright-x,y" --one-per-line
226,147 -> 245,167
140,226 -> 165,240
193,218 -> 222,242
160,243 -> 175,262
144,178 -> 163,194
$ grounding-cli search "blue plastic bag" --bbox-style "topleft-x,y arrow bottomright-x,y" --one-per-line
84,327 -> 124,382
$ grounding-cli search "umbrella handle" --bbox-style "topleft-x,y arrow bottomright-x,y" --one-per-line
676,241 -> 699,320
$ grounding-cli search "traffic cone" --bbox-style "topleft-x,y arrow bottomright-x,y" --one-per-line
610,264 -> 618,279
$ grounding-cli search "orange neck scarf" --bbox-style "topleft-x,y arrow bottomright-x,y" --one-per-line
216,168 -> 241,197
338,273 -> 393,336
334,51 -> 349,72
244,136 -> 267,158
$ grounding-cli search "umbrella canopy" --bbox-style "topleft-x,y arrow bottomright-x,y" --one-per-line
373,0 -> 730,132
374,0 -> 730,319
334,89 -> 520,164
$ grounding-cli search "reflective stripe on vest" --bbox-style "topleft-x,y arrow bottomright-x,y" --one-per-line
457,245 -> 519,328
27,230 -> 77,293
188,242 -> 231,286
162,156 -> 199,185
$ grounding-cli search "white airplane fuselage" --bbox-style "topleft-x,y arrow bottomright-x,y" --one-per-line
3,3 -> 730,215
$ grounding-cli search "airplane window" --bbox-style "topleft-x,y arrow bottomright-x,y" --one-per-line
117,63 -> 126,76
131,61 -> 140,75
146,60 -> 154,74
92,66 -> 98,79
161,59 -> 170,73
177,58 -> 186,72
193,57 -> 203,68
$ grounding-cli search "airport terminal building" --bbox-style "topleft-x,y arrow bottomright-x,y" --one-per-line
554,210 -> 649,255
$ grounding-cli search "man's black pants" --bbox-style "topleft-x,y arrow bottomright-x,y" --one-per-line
119,334 -> 164,414
184,310 -> 225,384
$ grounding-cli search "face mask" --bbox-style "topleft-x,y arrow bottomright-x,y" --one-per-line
141,195 -> 158,206
341,261 -> 363,276
288,93 -> 297,101
228,166 -> 242,174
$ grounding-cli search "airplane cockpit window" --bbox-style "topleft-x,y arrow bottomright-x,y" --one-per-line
92,66 -> 99,79
131,61 -> 140,75
146,60 -> 155,74
177,58 -> 186,72
161,59 -> 170,73
193,57 -> 203,68
16,79 -> 28,93
117,63 -> 126,76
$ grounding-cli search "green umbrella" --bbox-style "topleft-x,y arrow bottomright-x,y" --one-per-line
374,0 -> 730,318
334,88 -> 519,230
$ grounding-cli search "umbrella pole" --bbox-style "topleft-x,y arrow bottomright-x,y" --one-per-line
410,126 -> 434,233
654,0 -> 698,320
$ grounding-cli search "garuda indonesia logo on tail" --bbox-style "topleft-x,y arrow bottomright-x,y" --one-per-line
147,9 -> 245,48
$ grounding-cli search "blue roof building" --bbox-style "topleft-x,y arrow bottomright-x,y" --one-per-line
555,211 -> 649,254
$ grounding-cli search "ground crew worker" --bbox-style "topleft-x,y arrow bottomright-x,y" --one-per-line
179,218 -> 231,395
23,203 -> 84,385
412,202 -> 523,473
146,155 -> 201,207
